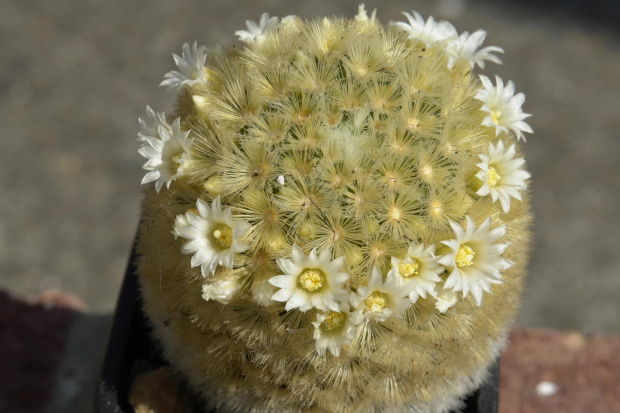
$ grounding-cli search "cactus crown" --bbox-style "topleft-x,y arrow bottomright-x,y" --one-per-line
137,5 -> 532,412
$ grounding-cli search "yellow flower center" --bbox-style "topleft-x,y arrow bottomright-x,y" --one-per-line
213,224 -> 233,248
365,291 -> 387,313
491,110 -> 502,124
321,311 -> 345,331
171,153 -> 184,173
298,268 -> 326,292
191,68 -> 205,80
398,260 -> 419,278
455,245 -> 475,268
487,166 -> 501,188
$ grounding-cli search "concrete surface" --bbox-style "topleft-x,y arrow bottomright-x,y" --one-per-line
499,329 -> 620,412
0,0 -> 619,411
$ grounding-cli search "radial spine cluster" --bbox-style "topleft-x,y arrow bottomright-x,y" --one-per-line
136,5 -> 532,412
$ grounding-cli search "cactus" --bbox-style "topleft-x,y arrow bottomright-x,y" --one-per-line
136,5 -> 532,412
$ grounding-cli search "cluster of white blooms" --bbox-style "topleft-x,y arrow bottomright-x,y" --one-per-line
390,11 -> 503,70
267,218 -> 508,336
389,11 -> 533,211
163,194 -> 517,356
137,7 -> 533,358
390,10 -> 532,141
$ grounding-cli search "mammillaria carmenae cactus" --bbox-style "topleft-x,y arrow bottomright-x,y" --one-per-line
136,5 -> 532,412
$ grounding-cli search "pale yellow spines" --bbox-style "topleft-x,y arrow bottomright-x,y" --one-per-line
137,7 -> 532,413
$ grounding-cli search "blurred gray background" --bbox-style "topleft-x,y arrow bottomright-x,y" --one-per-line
1,2 -> 619,407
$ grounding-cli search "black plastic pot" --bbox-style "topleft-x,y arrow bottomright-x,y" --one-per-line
95,248 -> 500,413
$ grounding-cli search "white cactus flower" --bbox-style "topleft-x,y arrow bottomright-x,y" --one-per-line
391,243 -> 445,303
311,303 -> 363,357
476,75 -> 533,141
439,216 -> 513,306
202,278 -> 241,305
138,105 -> 169,142
269,245 -> 349,312
391,11 -> 457,47
174,196 -> 251,277
235,13 -> 281,43
446,30 -> 503,69
352,267 -> 411,322
476,140 -> 531,213
160,41 -> 209,91
138,117 -> 193,192
433,283 -> 459,314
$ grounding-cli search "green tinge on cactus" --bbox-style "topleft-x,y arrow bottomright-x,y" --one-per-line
136,5 -> 532,412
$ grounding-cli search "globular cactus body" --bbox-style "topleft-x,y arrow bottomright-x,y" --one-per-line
136,6 -> 532,412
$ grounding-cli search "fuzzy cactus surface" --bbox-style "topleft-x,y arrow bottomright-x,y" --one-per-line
136,6 -> 532,412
